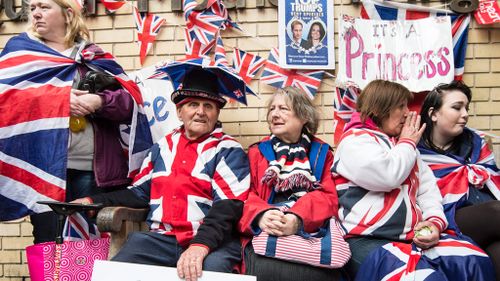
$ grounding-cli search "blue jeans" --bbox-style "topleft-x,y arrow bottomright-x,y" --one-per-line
112,232 -> 241,273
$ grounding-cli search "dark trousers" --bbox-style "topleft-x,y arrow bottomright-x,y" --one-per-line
112,231 -> 241,273
244,245 -> 342,281
344,236 -> 394,279
30,169 -> 101,244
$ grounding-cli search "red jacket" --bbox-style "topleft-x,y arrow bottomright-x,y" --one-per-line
238,137 -> 339,239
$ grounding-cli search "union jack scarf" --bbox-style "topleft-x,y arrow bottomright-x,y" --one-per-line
260,48 -> 324,100
417,128 -> 500,230
232,48 -> 266,84
133,7 -> 166,65
361,0 -> 470,81
0,33 -> 152,221
356,234 -> 495,281
100,0 -> 126,13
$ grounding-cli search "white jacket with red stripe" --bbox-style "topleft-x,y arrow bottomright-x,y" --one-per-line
332,128 -> 448,241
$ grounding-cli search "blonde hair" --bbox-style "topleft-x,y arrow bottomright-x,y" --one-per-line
357,80 -> 413,127
29,0 -> 89,48
266,86 -> 320,135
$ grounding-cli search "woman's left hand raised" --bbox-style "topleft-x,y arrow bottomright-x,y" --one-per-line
413,221 -> 440,249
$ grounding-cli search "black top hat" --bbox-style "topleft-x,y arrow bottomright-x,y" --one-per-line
171,67 -> 227,108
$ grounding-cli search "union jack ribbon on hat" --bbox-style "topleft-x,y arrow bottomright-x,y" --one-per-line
183,0 -> 227,46
183,27 -> 215,60
260,48 -> 324,100
209,33 -> 229,67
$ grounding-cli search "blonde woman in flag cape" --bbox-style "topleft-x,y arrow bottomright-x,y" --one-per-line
0,0 -> 135,243
238,87 -> 341,281
332,80 -> 495,280
417,80 -> 500,279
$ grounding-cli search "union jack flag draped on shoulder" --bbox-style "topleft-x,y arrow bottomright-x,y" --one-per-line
0,33 -> 152,221
418,128 -> 500,230
232,48 -> 266,84
183,0 -> 238,47
260,48 -> 324,100
100,0 -> 127,13
133,7 -> 166,65
356,234 -> 495,280
361,0 -> 470,81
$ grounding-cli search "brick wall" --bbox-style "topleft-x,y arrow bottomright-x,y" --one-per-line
1,0 -> 499,279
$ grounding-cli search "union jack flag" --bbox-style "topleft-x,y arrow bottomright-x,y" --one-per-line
100,0 -> 126,13
183,0 -> 226,46
356,234 -> 495,281
232,48 -> 266,84
418,128 -> 500,231
133,7 -> 166,65
0,33 -> 151,221
211,33 -> 229,67
260,48 -> 324,100
333,86 -> 360,144
63,213 -> 106,241
183,28 -> 215,60
361,0 -> 470,80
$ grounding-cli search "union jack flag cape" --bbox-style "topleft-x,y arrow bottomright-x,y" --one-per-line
133,7 -> 166,65
356,233 -> 495,281
0,33 -> 152,221
361,0 -> 470,81
232,48 -> 266,84
418,128 -> 500,230
260,48 -> 324,100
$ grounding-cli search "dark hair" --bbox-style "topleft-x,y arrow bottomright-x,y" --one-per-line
420,80 -> 472,153
357,80 -> 413,127
307,22 -> 325,42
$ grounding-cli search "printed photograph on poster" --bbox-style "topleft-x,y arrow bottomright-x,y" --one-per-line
278,0 -> 335,70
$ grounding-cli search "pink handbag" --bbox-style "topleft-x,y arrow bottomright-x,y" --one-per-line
26,237 -> 110,281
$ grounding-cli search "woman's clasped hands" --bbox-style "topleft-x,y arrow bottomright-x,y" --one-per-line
258,209 -> 300,236
70,89 -> 103,117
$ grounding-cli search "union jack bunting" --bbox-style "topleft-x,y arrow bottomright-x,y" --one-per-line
232,48 -> 266,84
183,0 -> 226,46
418,128 -> 500,231
333,86 -> 360,144
133,7 -> 166,65
183,27 -> 215,60
356,234 -> 495,280
100,0 -> 127,13
209,0 -> 241,31
361,0 -> 470,80
0,33 -> 152,221
260,48 -> 324,99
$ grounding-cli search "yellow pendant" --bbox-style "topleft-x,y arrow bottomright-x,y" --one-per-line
69,116 -> 87,133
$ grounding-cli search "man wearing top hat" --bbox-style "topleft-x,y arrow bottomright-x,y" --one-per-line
72,67 -> 250,281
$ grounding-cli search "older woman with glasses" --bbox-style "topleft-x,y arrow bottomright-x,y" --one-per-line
417,81 -> 500,279
238,87 -> 341,281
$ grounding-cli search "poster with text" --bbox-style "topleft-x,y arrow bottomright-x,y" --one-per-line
337,15 -> 454,92
279,0 -> 335,69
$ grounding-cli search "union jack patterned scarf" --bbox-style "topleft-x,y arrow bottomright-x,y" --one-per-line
262,134 -> 320,194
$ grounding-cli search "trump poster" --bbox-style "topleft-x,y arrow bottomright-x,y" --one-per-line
337,15 -> 454,92
279,0 -> 335,70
